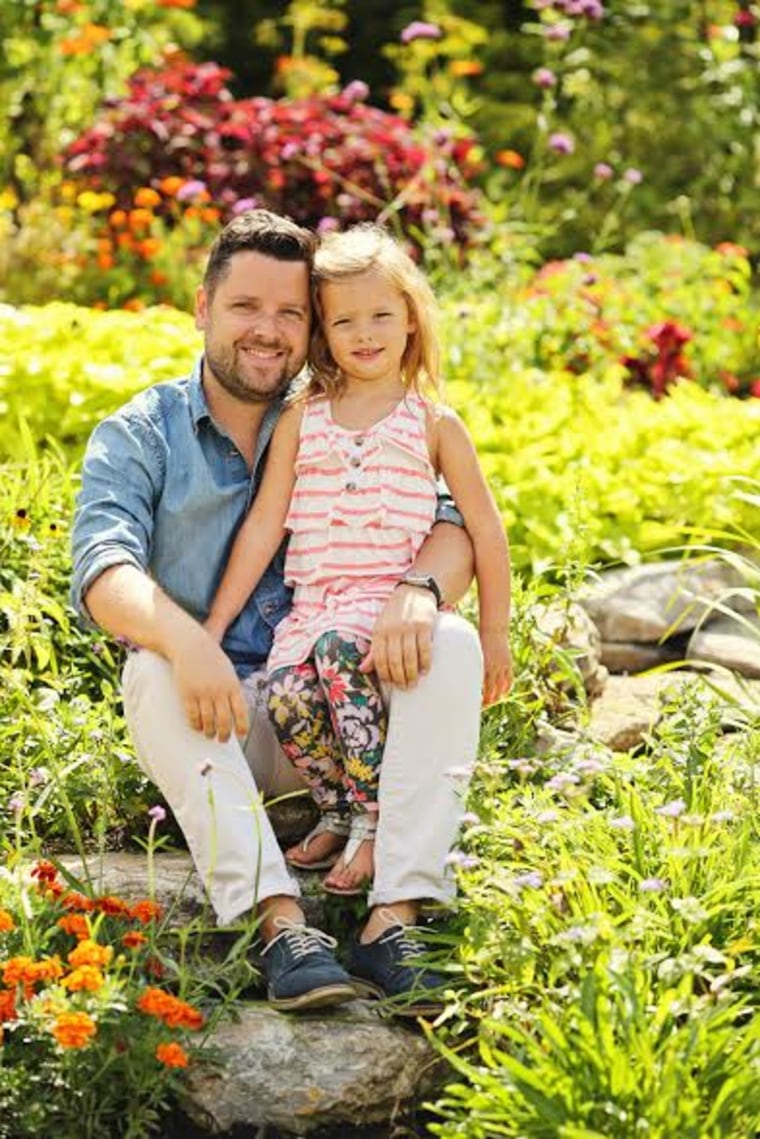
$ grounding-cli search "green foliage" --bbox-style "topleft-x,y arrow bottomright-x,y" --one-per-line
429,682 -> 760,1137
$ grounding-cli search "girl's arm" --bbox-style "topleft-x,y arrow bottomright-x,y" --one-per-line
204,404 -> 302,640
433,406 -> 513,706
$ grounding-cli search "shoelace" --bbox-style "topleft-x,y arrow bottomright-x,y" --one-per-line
382,925 -> 426,962
261,919 -> 338,961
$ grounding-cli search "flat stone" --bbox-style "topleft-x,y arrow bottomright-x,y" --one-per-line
182,1002 -> 443,1136
687,614 -> 760,678
599,639 -> 686,675
579,559 -> 746,643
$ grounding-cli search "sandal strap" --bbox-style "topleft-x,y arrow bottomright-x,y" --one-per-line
299,810 -> 351,853
342,808 -> 378,867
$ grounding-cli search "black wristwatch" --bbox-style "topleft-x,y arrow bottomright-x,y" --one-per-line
395,573 -> 443,609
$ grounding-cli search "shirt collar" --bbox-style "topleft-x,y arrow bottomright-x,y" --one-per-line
188,356 -> 285,457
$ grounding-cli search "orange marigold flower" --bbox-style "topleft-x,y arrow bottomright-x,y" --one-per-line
32,860 -> 59,884
3,955 -> 35,987
83,23 -> 111,45
68,939 -> 112,970
62,965 -> 105,992
156,1041 -> 189,1067
60,891 -> 94,912
97,252 -> 115,270
95,895 -> 131,917
495,149 -> 525,170
58,914 -> 90,940
149,270 -> 169,287
158,176 -> 186,196
128,208 -> 154,232
130,900 -> 163,925
123,298 -> 146,312
449,59 -> 484,77
134,187 -> 162,209
157,0 -> 196,7
122,930 -> 148,949
29,956 -> 64,984
51,1010 -> 96,1049
0,910 -> 15,933
137,237 -> 162,259
137,987 -> 204,1030
109,209 -> 128,229
0,990 -> 17,1023
715,241 -> 749,258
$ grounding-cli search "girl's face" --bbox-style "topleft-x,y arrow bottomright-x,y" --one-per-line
318,268 -> 415,388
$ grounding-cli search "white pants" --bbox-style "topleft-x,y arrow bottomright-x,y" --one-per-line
121,612 -> 483,925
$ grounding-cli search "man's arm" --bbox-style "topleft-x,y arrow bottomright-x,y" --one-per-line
72,411 -> 247,742
364,521 -> 474,688
85,565 -> 248,742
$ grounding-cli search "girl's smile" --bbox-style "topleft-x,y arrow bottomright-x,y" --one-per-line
319,268 -> 415,389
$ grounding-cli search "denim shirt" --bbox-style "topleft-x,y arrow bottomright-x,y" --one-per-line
71,359 -> 464,678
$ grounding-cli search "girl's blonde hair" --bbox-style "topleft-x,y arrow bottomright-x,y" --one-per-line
307,224 -> 440,398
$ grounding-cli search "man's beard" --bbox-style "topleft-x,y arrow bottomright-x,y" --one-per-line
204,339 -> 293,404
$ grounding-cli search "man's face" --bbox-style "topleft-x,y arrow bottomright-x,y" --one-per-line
195,251 -> 311,404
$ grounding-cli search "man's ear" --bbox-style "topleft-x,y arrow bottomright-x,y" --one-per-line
195,285 -> 208,330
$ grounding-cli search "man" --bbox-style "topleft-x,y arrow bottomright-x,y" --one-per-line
71,209 -> 483,1012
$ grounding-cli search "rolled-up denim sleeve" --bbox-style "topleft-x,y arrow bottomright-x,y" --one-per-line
70,410 -> 163,622
434,480 -> 465,528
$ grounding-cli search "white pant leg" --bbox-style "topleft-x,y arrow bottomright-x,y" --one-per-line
121,650 -> 301,925
369,612 -> 483,908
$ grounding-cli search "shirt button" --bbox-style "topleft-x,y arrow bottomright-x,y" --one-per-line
350,455 -> 361,467
354,436 -> 364,446
263,601 -> 276,616
345,481 -> 357,492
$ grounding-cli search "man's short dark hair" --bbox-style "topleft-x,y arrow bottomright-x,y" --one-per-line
203,209 -> 316,298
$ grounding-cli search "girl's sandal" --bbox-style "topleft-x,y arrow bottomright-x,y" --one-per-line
322,810 -> 377,897
285,810 -> 351,871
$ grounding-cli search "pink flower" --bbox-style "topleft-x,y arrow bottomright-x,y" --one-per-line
734,10 -> 756,28
594,161 -> 614,179
548,132 -> 575,155
342,80 -> 369,102
623,167 -> 643,184
400,21 -> 443,44
533,67 -> 557,88
545,22 -> 571,40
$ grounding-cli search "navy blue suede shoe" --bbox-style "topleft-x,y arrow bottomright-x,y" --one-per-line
261,918 -> 357,1011
348,920 -> 446,1017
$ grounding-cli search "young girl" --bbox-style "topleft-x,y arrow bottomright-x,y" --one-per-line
204,224 -> 512,895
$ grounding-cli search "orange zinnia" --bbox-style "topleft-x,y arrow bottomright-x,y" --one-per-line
122,930 -> 148,949
62,965 -> 105,992
0,990 -> 17,1023
51,1011 -> 97,1049
495,149 -> 525,170
156,1041 -> 190,1067
137,987 -> 204,1030
0,909 -> 14,932
130,900 -> 163,925
60,891 -> 94,912
94,895 -> 131,917
58,914 -> 90,940
68,939 -> 112,970
134,187 -> 162,209
128,209 -> 154,233
158,176 -> 185,197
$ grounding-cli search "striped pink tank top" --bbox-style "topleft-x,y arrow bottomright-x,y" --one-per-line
267,392 -> 438,673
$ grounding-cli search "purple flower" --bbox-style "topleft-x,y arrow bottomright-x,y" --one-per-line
711,810 -> 735,824
342,80 -> 369,102
400,21 -> 443,44
514,870 -> 544,889
232,197 -> 257,215
656,798 -> 686,819
546,772 -> 580,793
548,132 -> 575,155
28,767 -> 48,787
581,0 -> 605,18
445,850 -> 479,870
148,805 -> 167,823
594,161 -> 614,180
545,22 -> 571,40
9,792 -> 25,814
639,877 -> 667,893
176,179 -> 208,202
536,809 -> 559,824
610,814 -> 635,831
623,167 -> 643,184
533,67 -> 557,88
317,216 -> 340,235
461,811 -> 481,825
573,251 -> 593,262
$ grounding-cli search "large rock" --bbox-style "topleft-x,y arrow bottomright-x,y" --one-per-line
579,559 -> 746,643
532,600 -> 608,697
183,1002 -> 442,1136
687,614 -> 760,678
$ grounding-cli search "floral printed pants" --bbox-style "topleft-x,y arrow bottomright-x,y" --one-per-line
267,630 -> 386,814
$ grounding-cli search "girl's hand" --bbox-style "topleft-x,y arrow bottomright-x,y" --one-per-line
480,631 -> 513,707
203,615 -> 227,645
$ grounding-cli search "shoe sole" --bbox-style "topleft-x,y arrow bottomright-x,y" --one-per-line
267,982 -> 358,1012
349,976 -> 443,1018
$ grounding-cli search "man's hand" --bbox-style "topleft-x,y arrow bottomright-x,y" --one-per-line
170,627 -> 249,742
480,631 -> 514,707
361,584 -> 438,688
